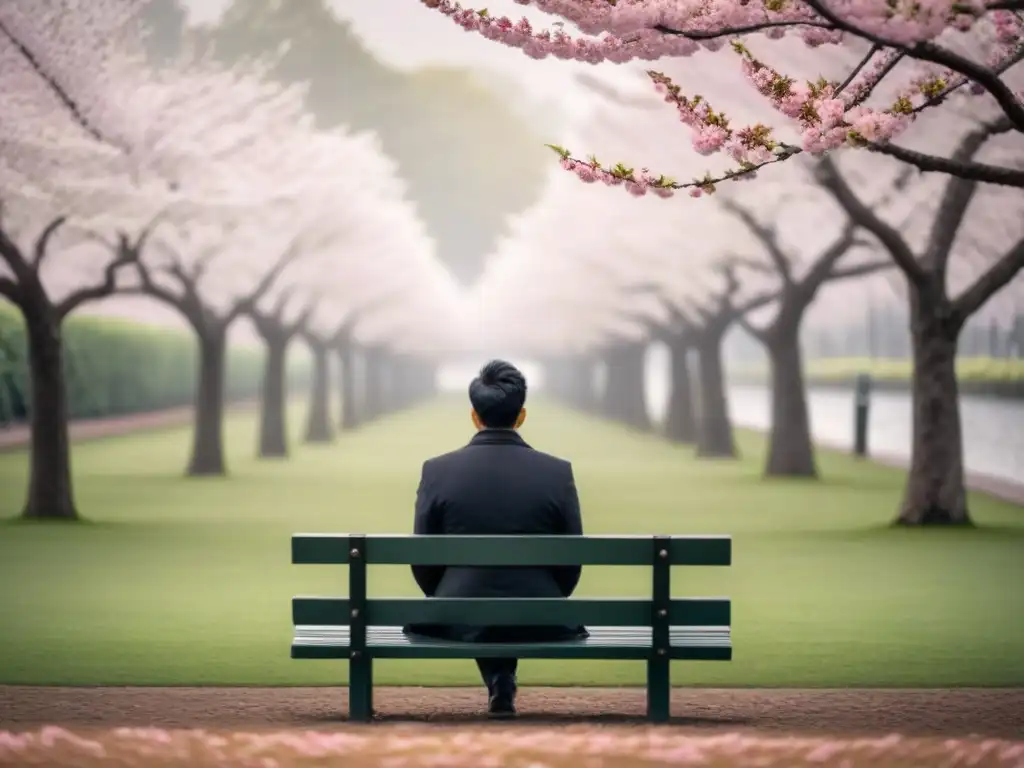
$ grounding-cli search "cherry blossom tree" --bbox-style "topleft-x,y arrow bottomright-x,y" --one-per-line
0,1 -> 178,521
419,0 -> 1023,193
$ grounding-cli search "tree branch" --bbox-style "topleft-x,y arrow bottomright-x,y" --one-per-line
0,18 -> 122,148
225,243 -> 300,324
814,156 -> 925,284
735,312 -> 770,343
31,216 -> 67,269
720,199 -> 794,283
826,258 -> 896,282
0,276 -> 21,306
867,143 -> 1024,188
56,234 -> 141,318
801,0 -> 1024,132
924,117 -> 1011,275
952,237 -> 1024,322
800,221 -> 863,288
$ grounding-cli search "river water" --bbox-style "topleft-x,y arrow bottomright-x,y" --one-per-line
643,363 -> 1024,485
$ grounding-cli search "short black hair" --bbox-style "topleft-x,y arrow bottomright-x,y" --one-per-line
469,359 -> 527,429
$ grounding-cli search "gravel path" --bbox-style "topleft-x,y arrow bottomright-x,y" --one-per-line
2,687 -> 1022,738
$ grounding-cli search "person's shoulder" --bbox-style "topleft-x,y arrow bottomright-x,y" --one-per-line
526,447 -> 573,473
420,449 -> 464,472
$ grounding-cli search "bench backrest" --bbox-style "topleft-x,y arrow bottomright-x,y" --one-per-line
292,534 -> 732,641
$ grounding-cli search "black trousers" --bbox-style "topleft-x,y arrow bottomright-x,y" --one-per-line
477,657 -> 517,690
404,624 -> 587,690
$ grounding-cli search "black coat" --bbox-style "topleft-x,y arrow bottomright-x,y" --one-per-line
404,428 -> 588,643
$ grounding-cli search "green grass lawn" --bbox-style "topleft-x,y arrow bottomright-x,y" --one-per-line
0,398 -> 1022,688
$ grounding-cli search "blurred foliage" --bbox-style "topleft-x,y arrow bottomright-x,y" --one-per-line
145,0 -> 549,285
0,305 -> 308,422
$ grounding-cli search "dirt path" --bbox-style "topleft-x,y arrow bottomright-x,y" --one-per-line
0,402 -> 258,452
2,687 -> 1022,738
0,408 -> 196,451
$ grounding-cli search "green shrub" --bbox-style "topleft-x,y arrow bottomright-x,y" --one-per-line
0,306 -> 310,421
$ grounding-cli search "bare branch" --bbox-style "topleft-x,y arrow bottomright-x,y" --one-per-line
826,258 -> 896,281
31,216 -> 67,269
952,237 -> 1024,322
867,142 -> 1024,189
226,243 -> 299,324
924,117 -> 1010,274
814,156 -> 925,284
735,312 -> 770,343
800,220 -> 862,288
56,235 -> 141,318
720,199 -> 794,283
720,253 -> 777,276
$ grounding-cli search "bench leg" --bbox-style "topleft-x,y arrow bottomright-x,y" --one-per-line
349,655 -> 374,722
646,658 -> 670,723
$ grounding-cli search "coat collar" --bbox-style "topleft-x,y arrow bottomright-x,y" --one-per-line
468,428 -> 531,449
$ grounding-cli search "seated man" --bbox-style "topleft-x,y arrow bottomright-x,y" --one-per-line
403,359 -> 587,718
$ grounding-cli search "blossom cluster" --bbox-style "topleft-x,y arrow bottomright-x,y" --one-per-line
2,725 -> 1024,766
420,0 -> 1023,198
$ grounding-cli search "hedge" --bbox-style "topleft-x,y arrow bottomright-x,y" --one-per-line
0,306 -> 310,422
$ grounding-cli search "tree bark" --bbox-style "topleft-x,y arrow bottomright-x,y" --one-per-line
602,343 -> 650,431
257,336 -> 289,458
338,343 -> 359,430
764,320 -> 817,477
664,337 -> 697,444
363,347 -> 384,421
21,298 -> 77,520
304,344 -> 334,444
694,333 -> 736,458
897,286 -> 970,525
187,327 -> 228,477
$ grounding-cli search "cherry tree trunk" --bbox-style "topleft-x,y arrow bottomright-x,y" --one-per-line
339,344 -> 359,430
258,337 -> 289,458
897,288 -> 970,525
187,328 -> 228,476
664,338 -> 696,444
21,299 -> 77,520
602,343 -> 650,431
363,348 -> 385,421
305,345 -> 334,444
694,335 -> 736,458
764,322 -> 817,477
571,357 -> 598,413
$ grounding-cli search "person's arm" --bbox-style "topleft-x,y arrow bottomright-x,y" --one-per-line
411,460 -> 444,597
553,462 -> 584,598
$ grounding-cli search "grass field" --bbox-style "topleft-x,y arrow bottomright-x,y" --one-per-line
0,398 -> 1022,688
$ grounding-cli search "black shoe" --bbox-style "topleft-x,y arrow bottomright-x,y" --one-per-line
487,675 -> 517,719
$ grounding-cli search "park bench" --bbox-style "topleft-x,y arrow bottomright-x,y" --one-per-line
290,533 -> 732,722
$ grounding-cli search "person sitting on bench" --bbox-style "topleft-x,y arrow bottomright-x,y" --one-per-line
403,359 -> 588,718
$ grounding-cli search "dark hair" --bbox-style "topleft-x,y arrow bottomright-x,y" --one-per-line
469,359 -> 527,429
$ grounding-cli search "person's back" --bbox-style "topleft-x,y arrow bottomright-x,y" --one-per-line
404,359 -> 587,718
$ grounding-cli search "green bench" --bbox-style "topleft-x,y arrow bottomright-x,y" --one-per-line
290,533 -> 732,722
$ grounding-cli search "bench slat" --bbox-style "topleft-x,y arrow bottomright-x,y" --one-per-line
293,596 -> 731,627
292,625 -> 732,661
292,534 -> 731,566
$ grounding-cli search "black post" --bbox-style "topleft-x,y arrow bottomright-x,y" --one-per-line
347,534 -> 372,721
647,535 -> 671,723
853,373 -> 871,458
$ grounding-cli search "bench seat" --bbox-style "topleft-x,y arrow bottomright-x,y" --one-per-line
293,625 -> 732,660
